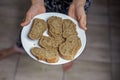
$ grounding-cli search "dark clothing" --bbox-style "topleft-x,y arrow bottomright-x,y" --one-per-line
17,0 -> 92,48
45,0 -> 92,14
85,0 -> 92,13
45,0 -> 73,14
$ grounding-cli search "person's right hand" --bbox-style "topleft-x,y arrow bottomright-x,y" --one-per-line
21,3 -> 46,27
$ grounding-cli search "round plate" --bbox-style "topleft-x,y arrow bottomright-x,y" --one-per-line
21,12 -> 86,65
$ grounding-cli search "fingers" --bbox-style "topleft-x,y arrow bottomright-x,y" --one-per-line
78,15 -> 87,31
69,4 -> 87,31
21,13 -> 33,27
76,6 -> 87,31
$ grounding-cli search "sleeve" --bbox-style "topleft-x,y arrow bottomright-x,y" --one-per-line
84,0 -> 92,13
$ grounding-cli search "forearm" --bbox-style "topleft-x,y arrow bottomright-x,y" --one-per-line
72,0 -> 86,7
31,0 -> 44,5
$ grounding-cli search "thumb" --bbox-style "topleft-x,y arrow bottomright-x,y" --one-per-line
78,15 -> 87,31
21,13 -> 33,27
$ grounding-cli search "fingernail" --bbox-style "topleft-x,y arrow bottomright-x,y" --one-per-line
84,27 -> 87,30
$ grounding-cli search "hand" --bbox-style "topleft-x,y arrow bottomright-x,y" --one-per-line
21,4 -> 46,27
68,2 -> 87,30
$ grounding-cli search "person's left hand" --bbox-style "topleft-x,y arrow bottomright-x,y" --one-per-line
68,2 -> 87,30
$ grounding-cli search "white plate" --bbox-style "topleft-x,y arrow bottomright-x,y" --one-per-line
21,12 -> 86,65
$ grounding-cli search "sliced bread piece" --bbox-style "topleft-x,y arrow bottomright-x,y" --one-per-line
28,18 -> 47,40
47,16 -> 63,37
59,35 -> 81,60
31,47 -> 46,60
31,47 -> 59,63
39,36 -> 64,49
45,48 -> 59,63
63,19 -> 78,38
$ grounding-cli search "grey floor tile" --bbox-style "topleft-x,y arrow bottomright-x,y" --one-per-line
112,63 -> 120,80
108,0 -> 120,80
93,0 -> 108,5
0,3 -> 21,49
88,4 -> 108,15
0,54 -> 19,80
76,25 -> 111,63
15,54 -> 63,80
111,29 -> 120,63
64,61 -> 111,80
87,14 -> 109,26
87,0 -> 108,26
109,0 -> 120,6
110,20 -> 120,63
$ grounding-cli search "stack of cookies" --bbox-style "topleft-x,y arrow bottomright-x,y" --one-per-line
28,16 -> 81,63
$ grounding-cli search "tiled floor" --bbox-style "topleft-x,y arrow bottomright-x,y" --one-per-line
0,0 -> 120,80
108,0 -> 120,80
15,54 -> 63,80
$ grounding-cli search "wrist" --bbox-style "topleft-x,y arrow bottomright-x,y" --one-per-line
72,0 -> 86,7
32,0 -> 44,6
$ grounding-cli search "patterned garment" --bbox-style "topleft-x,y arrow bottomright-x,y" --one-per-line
17,0 -> 92,48
44,0 -> 92,14
85,0 -> 92,13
